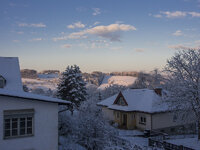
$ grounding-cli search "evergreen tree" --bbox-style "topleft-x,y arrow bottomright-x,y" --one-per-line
57,65 -> 87,110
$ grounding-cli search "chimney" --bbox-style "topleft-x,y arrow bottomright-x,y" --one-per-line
154,88 -> 162,96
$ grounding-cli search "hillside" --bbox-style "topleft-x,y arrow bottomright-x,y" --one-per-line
98,75 -> 137,90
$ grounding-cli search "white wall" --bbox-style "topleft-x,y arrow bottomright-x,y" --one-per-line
102,107 -> 114,121
0,96 -> 58,150
135,112 -> 152,130
152,112 -> 184,130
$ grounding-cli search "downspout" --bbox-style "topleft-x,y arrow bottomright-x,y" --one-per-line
151,114 -> 152,131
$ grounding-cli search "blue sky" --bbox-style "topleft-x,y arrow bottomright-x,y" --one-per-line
1,0 -> 200,72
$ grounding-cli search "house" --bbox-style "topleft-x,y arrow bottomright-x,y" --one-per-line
98,88 -> 195,133
0,57 -> 70,150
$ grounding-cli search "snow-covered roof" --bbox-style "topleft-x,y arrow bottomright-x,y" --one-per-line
0,57 -> 23,91
0,89 -> 70,105
98,89 -> 168,113
0,57 -> 70,105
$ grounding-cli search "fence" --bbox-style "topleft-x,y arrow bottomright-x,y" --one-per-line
149,138 -> 194,150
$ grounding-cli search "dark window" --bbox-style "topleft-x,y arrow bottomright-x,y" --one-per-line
4,109 -> 34,139
139,116 -> 146,125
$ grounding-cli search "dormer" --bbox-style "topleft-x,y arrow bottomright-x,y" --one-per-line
113,92 -> 128,106
0,75 -> 6,88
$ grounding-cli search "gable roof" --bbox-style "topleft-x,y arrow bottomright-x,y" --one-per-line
0,57 -> 23,91
0,57 -> 70,105
98,89 -> 168,113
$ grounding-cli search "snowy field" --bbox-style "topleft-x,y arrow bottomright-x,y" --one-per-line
118,129 -> 149,148
166,135 -> 200,150
22,78 -> 58,91
98,75 -> 137,90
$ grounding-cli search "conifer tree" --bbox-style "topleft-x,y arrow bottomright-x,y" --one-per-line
57,65 -> 87,110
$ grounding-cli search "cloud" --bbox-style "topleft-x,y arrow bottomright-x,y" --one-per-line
110,47 -> 123,50
153,14 -> 162,18
172,30 -> 183,36
69,23 -> 136,41
92,8 -> 101,16
17,31 -> 24,34
188,11 -> 200,17
29,38 -> 43,41
154,11 -> 200,18
53,23 -> 136,42
13,40 -> 20,42
61,44 -> 72,48
135,48 -> 144,52
93,21 -> 100,25
18,23 -> 46,28
67,22 -> 85,29
161,11 -> 187,18
168,44 -> 200,50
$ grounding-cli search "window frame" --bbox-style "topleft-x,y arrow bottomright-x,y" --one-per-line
3,109 -> 34,139
139,116 -> 146,125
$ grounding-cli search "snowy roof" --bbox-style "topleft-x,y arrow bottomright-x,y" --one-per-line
0,89 -> 70,105
0,57 -> 70,105
98,89 -> 168,113
0,57 -> 23,91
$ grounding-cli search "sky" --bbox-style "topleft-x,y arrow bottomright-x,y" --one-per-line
0,0 -> 200,73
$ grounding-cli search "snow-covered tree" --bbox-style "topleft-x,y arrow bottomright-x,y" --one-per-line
101,84 -> 127,99
131,69 -> 163,89
59,97 -> 133,150
57,65 -> 87,110
163,49 -> 200,139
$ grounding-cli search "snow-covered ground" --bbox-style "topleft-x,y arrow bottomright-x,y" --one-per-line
98,75 -> 137,90
166,135 -> 200,150
22,78 -> 58,91
118,129 -> 148,147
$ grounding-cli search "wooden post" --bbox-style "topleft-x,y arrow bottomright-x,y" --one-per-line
179,145 -> 183,150
198,120 -> 200,140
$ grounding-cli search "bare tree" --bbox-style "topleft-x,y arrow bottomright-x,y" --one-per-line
164,49 -> 200,139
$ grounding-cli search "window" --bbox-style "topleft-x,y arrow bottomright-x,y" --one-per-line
173,114 -> 177,122
116,112 -> 120,118
116,97 -> 126,106
4,109 -> 34,139
0,75 -> 6,88
139,116 -> 146,125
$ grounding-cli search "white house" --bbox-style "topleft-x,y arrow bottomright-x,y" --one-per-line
0,57 -> 70,150
98,88 -> 195,134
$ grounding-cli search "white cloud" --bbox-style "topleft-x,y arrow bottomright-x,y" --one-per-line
53,36 -> 67,41
92,8 -> 101,16
135,48 -> 144,52
168,44 -> 200,50
18,23 -> 46,28
13,40 -> 20,42
17,31 -> 24,34
61,44 -> 72,48
29,38 -> 43,41
93,21 -> 100,25
188,11 -> 200,17
67,21 -> 85,29
172,30 -> 183,36
110,47 -> 123,50
153,14 -> 162,18
69,23 -> 136,41
54,23 -> 136,42
161,11 -> 187,18
154,11 -> 200,18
